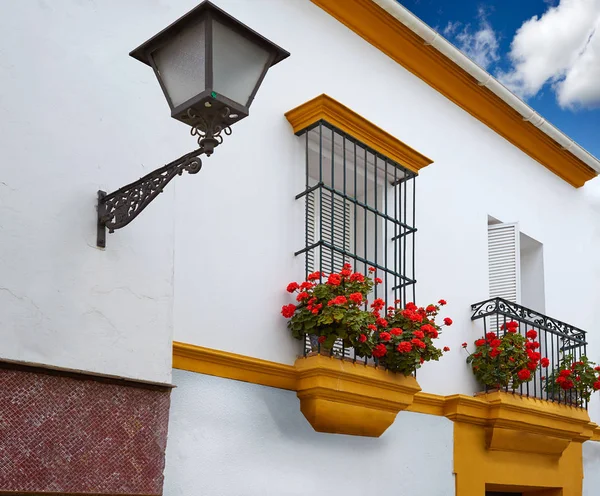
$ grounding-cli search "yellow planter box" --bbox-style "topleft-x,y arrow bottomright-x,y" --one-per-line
294,355 -> 421,437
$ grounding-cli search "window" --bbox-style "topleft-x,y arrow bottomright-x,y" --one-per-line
296,121 -> 417,306
487,217 -> 546,312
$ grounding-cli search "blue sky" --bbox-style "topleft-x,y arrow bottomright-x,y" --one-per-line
404,0 -> 600,159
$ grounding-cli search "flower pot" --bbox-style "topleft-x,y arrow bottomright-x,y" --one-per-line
295,355 -> 421,437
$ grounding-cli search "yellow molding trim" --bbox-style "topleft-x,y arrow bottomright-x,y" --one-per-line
284,94 -> 433,173
310,0 -> 597,188
172,341 -> 296,391
173,342 -> 599,444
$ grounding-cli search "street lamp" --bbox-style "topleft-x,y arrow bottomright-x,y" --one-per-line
97,1 -> 289,247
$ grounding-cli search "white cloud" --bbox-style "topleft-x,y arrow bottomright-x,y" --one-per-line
498,0 -> 600,109
443,8 -> 500,69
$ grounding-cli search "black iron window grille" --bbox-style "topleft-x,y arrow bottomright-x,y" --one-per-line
294,121 -> 417,357
471,297 -> 588,407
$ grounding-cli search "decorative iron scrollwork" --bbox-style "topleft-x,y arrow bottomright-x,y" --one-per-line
97,126 -> 231,247
470,297 -> 587,343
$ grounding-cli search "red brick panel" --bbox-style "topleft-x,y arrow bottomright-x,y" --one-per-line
0,367 -> 171,495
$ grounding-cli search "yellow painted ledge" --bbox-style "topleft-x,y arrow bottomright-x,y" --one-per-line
173,341 -> 296,391
295,354 -> 421,437
309,0 -> 597,188
173,342 -> 597,445
284,94 -> 433,173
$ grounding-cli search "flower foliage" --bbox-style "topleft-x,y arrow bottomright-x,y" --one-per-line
360,300 -> 451,375
544,355 -> 600,405
464,321 -> 546,389
281,264 -> 376,350
281,266 -> 452,375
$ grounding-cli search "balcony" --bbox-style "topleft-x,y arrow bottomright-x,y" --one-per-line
471,297 -> 588,407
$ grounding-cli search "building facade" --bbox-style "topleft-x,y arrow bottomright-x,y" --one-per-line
1,0 -> 600,495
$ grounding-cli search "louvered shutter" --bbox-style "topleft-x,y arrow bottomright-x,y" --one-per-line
488,222 -> 521,303
306,191 -> 352,273
306,190 -> 353,357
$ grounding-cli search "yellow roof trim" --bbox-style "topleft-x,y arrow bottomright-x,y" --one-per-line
310,0 -> 597,188
284,94 -> 433,174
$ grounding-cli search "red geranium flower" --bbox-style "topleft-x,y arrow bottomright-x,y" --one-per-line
443,346 -> 450,352
368,267 -> 376,273
376,318 -> 388,328
358,334 -> 367,343
486,332 -> 497,340
379,332 -> 391,342
517,369 -> 531,381
405,302 -> 417,311
490,348 -> 501,358
461,342 -> 468,348
281,304 -> 296,318
307,271 -> 321,281
490,339 -> 502,348
443,317 -> 453,326
286,282 -> 299,293
374,277 -> 383,284
349,292 -> 363,305
559,369 -> 572,378
527,361 -> 538,371
411,338 -> 426,349
390,328 -> 403,336
560,380 -> 574,390
340,268 -> 352,278
475,339 -> 486,347
541,357 -> 550,368
327,274 -> 342,286
371,298 -> 385,311
593,381 -> 600,391
350,272 -> 365,283
368,324 -> 377,331
318,336 -> 326,343
595,366 -> 600,372
526,329 -> 538,339
413,330 -> 425,339
296,292 -> 309,302
372,343 -> 387,358
397,341 -> 412,353
438,299 -> 447,305
426,304 -> 437,313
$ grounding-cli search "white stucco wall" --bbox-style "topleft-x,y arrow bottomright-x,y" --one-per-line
584,441 -> 600,496
167,0 -> 600,419
164,370 -> 455,496
1,0 -> 599,412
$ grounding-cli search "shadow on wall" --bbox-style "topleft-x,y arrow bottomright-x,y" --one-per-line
163,370 -> 455,496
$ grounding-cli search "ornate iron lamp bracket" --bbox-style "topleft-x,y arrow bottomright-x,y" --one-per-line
96,108 -> 232,248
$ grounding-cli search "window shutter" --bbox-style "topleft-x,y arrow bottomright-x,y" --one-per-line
306,191 -> 352,273
306,190 -> 353,358
488,222 -> 521,303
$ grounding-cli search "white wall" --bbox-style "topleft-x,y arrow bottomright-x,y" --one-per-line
169,0 -> 600,419
164,370 -> 455,496
0,1 -> 200,382
1,0 -> 599,415
584,441 -> 600,496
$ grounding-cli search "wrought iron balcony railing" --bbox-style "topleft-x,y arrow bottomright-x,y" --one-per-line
471,297 -> 588,407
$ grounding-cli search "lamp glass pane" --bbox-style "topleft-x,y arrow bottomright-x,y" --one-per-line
212,20 -> 271,107
153,20 -> 206,108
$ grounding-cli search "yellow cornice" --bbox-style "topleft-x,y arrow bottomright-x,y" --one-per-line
173,342 -> 597,445
309,0 -> 597,188
284,94 -> 433,173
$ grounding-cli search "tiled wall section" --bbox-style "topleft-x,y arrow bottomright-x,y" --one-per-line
0,366 -> 171,495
